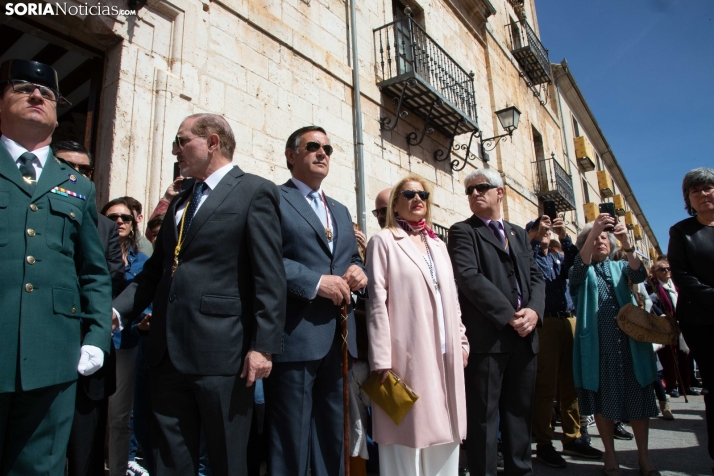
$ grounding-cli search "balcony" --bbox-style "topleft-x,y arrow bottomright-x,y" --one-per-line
534,157 -> 576,212
506,20 -> 552,85
374,14 -> 479,138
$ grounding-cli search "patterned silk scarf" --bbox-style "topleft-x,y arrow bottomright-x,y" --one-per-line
395,216 -> 439,240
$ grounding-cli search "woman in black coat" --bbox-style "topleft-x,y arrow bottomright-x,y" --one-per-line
668,167 -> 714,466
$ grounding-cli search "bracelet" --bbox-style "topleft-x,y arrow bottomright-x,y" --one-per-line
622,246 -> 635,253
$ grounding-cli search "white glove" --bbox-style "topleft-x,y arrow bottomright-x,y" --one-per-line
78,345 -> 104,376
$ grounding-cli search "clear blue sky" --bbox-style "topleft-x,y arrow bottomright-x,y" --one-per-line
535,0 -> 714,252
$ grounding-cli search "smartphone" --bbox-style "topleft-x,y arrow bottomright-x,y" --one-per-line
599,202 -> 616,232
543,200 -> 557,221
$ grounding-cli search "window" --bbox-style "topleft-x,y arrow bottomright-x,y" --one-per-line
509,15 -> 522,50
582,177 -> 590,204
572,116 -> 580,138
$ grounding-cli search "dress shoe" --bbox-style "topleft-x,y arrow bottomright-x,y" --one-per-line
613,422 -> 634,440
536,444 -> 567,468
669,388 -> 680,398
687,387 -> 701,396
563,438 -> 603,459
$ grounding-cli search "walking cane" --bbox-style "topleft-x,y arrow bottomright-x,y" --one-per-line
341,303 -> 351,476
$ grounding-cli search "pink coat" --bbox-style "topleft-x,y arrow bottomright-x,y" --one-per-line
366,227 -> 469,449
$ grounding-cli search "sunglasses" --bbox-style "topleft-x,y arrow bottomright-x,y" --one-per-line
305,141 -> 333,156
173,134 -> 204,149
372,207 -> 387,217
7,79 -> 68,104
70,163 -> 94,177
400,190 -> 430,201
105,213 -> 134,223
656,267 -> 671,272
466,183 -> 498,195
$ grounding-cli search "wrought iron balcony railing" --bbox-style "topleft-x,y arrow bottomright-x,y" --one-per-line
374,14 -> 479,139
506,20 -> 551,85
534,156 -> 576,212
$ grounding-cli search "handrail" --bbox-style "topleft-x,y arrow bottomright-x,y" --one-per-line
374,15 -> 477,121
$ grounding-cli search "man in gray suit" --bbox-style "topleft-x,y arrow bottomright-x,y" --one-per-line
266,126 -> 367,476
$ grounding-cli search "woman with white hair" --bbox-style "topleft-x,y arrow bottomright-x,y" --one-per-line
569,214 -> 659,476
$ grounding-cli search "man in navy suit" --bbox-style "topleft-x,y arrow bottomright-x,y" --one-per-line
266,126 -> 367,476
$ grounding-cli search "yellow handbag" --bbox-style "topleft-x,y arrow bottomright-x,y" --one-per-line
361,370 -> 419,425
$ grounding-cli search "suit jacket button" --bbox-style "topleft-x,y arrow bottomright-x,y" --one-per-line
25,283 -> 34,292
70,211 -> 76,219
27,228 -> 36,237
169,295 -> 176,302
26,256 -> 36,264
71,307 -> 77,314
30,204 -> 38,212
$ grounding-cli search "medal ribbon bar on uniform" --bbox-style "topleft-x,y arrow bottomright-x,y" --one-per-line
50,186 -> 86,200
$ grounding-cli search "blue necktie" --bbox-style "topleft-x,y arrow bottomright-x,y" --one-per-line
181,182 -> 206,232
18,152 -> 37,191
308,190 -> 327,228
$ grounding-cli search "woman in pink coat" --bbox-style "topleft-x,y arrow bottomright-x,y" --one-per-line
367,175 -> 469,476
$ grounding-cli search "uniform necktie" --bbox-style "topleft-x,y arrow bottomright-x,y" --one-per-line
182,182 -> 206,232
308,190 -> 327,228
488,221 -> 508,252
18,152 -> 37,191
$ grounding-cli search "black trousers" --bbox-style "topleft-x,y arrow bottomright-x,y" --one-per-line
149,355 -> 254,476
464,347 -> 537,476
265,336 -> 345,476
0,381 -> 76,476
680,322 -> 714,461
66,387 -> 108,476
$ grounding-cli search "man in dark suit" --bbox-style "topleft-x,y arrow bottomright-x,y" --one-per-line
266,126 -> 367,476
448,168 -> 545,476
0,59 -> 112,476
53,140 -> 124,476
113,113 -> 286,476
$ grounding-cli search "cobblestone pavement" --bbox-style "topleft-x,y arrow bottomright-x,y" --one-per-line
530,394 -> 710,476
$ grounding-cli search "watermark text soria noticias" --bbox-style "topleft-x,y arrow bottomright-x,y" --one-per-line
5,2 -> 136,16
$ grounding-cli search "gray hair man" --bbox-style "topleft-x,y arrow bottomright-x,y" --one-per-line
447,168 -> 545,475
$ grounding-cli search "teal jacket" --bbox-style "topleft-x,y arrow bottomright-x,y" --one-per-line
570,257 -> 657,392
0,143 -> 112,392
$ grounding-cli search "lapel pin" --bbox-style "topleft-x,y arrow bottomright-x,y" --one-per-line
68,174 -> 78,182
510,231 -> 515,236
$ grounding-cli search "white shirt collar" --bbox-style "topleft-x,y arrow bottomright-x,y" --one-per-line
202,163 -> 234,191
659,279 -> 675,290
1,135 -> 49,168
475,214 -> 504,229
291,177 -> 323,198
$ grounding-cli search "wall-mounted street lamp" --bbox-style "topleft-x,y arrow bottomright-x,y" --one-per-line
445,105 -> 521,171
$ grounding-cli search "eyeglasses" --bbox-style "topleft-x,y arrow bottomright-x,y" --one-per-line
7,79 -> 65,103
173,134 -> 204,149
105,213 -> 134,223
305,141 -> 333,156
656,267 -> 671,272
372,207 -> 387,217
400,190 -> 430,201
689,185 -> 714,197
466,183 -> 498,195
70,163 -> 94,177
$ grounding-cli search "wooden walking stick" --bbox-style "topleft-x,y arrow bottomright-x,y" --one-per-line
341,303 -> 351,476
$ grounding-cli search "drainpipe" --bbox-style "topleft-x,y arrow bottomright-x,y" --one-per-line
349,0 -> 367,233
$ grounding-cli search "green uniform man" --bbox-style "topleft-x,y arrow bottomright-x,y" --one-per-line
0,59 -> 112,475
